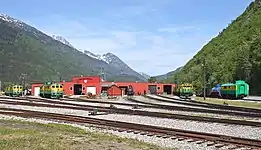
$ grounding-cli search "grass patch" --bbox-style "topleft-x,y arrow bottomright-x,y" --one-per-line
0,119 -> 174,150
194,97 -> 261,109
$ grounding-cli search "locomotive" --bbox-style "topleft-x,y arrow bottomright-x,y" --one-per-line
199,80 -> 249,99
220,80 -> 249,99
5,84 -> 23,97
127,85 -> 134,96
40,82 -> 64,99
174,83 -> 194,99
209,84 -> 221,98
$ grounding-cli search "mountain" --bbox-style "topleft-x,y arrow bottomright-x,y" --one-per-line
82,50 -> 147,81
166,0 -> 261,95
82,50 -> 110,64
139,72 -> 150,80
52,35 -> 74,48
155,67 -> 183,81
0,14 -> 146,85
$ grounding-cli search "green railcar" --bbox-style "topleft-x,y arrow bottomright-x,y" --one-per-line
40,82 -> 64,99
174,83 -> 194,99
5,84 -> 23,97
220,80 -> 249,99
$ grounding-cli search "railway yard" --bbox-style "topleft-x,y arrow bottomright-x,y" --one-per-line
0,94 -> 261,150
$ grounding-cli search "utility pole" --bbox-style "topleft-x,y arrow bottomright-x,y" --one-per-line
57,72 -> 62,82
202,60 -> 206,100
19,73 -> 28,96
0,64 -> 3,92
100,67 -> 106,81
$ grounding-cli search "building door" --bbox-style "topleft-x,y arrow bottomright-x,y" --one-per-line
74,84 -> 82,95
87,86 -> 96,95
34,87 -> 40,96
163,85 -> 172,94
119,86 -> 128,95
148,85 -> 157,94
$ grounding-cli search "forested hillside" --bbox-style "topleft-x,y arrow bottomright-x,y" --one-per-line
0,14 -> 146,86
168,0 -> 261,95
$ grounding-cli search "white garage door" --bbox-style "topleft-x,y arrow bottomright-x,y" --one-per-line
34,87 -> 40,96
86,87 -> 96,95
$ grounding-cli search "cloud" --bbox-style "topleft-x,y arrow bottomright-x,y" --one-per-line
158,26 -> 198,33
31,11 -> 210,76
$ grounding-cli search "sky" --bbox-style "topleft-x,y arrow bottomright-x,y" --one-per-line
0,0 -> 254,76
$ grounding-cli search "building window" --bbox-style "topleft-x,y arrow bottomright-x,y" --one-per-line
70,87 -> 73,90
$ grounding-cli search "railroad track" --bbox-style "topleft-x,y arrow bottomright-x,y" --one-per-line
4,96 -> 261,118
0,96 -> 261,127
150,95 -> 261,114
0,107 -> 260,149
127,97 -> 261,118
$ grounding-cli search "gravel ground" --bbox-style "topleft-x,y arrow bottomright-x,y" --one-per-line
140,107 -> 261,122
0,98 -> 29,103
0,97 -> 134,109
0,103 -> 260,141
89,114 -> 261,140
135,96 -> 261,114
53,99 -> 134,109
75,97 -> 148,106
2,97 -> 261,122
3,97 -> 261,123
0,114 -> 244,150
147,95 -> 201,105
135,96 -> 221,110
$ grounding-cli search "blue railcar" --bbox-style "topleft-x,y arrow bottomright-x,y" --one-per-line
209,84 -> 221,98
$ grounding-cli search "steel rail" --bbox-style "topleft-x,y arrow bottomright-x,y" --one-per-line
0,107 -> 260,149
0,98 -> 261,127
157,94 -> 261,113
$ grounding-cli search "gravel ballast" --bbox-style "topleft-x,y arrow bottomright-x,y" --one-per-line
0,103 -> 260,141
134,96 -> 261,114
0,114 -> 241,150
2,98 -> 261,122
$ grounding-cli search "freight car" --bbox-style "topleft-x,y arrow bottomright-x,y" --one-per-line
220,80 -> 249,99
40,82 -> 64,99
5,84 -> 23,97
174,83 -> 193,99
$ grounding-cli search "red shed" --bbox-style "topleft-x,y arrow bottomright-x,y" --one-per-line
107,85 -> 122,96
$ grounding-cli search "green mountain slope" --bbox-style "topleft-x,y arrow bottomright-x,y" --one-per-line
155,67 -> 183,81
0,15 -> 146,86
167,0 -> 261,95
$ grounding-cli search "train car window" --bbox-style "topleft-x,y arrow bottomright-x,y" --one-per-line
56,86 -> 59,88
83,87 -> 85,90
60,86 -> 62,88
157,87 -> 160,90
52,86 -> 55,88
70,87 -> 72,90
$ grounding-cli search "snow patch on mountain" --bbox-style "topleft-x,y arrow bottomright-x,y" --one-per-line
139,72 -> 151,79
52,35 -> 74,48
0,14 -> 24,28
82,50 -> 112,64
